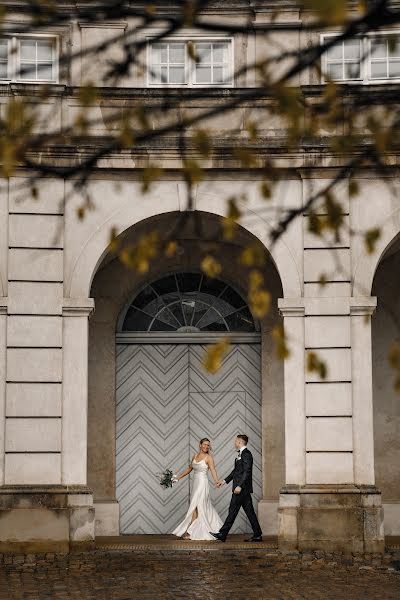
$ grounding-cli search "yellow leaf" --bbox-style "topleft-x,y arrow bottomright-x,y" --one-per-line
201,256 -> 222,278
248,269 -> 271,318
203,338 -> 230,374
141,165 -> 163,193
364,228 -> 381,254
306,351 -> 327,380
272,325 -> 290,360
165,240 -> 178,257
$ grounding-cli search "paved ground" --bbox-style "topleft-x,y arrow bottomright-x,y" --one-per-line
1,547 -> 400,600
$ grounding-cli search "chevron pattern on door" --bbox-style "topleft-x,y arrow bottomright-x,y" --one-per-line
189,345 -> 262,533
116,343 -> 261,534
116,344 -> 190,534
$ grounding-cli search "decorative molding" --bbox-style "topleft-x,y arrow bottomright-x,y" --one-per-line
349,296 -> 377,317
116,332 -> 261,345
62,297 -> 95,318
278,298 -> 305,317
78,22 -> 128,30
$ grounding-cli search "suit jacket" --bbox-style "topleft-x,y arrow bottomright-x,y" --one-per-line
224,447 -> 253,494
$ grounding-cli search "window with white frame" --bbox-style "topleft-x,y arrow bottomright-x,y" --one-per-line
323,33 -> 400,83
325,39 -> 361,81
0,35 -> 58,83
370,35 -> 400,79
149,39 -> 232,86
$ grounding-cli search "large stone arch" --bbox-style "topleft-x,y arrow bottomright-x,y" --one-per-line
66,196 -> 302,299
353,207 -> 400,296
87,210 -> 286,536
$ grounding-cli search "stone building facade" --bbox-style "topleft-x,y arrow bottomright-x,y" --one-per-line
0,2 -> 399,553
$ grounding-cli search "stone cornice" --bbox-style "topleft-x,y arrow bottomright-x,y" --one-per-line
62,297 -> 95,317
0,297 -> 8,315
2,83 -> 400,100
350,296 -> 377,316
278,298 -> 305,317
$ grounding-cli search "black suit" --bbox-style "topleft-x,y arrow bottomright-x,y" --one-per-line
219,447 -> 262,539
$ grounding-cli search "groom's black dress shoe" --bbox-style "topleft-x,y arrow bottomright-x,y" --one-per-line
210,532 -> 226,542
245,536 -> 263,542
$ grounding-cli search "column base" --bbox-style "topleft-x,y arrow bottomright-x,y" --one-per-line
0,486 -> 95,553
278,484 -> 385,554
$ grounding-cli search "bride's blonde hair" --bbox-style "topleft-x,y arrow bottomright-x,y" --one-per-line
199,437 -> 211,453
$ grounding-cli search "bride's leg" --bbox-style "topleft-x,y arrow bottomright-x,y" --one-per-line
181,508 -> 199,539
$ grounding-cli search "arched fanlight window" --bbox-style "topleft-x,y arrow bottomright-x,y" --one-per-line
121,272 -> 256,333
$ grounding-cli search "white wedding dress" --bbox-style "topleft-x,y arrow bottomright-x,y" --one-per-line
172,459 -> 223,540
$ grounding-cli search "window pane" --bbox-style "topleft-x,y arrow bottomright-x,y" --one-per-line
37,63 -> 53,80
196,65 -> 212,83
345,62 -> 360,79
213,66 -> 224,83
326,63 -> 343,80
160,44 -> 168,63
176,272 -> 201,293
20,62 -> 35,79
0,40 -> 8,59
197,43 -> 211,63
344,39 -> 360,59
388,36 -> 400,57
389,59 -> 400,78
151,64 -> 161,83
169,43 -> 185,63
169,66 -> 185,83
0,62 -> 7,79
213,43 -> 226,63
160,66 -> 168,83
123,307 -> 153,331
37,41 -> 52,61
371,61 -> 387,78
371,39 -> 387,59
327,42 -> 342,61
151,44 -> 164,64
20,40 -> 36,61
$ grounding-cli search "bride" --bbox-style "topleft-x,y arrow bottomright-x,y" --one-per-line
172,438 -> 223,540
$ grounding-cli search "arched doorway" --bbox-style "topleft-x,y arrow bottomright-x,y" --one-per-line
371,234 -> 400,535
115,272 -> 262,534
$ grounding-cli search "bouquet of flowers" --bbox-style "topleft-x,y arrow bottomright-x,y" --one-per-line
157,469 -> 176,489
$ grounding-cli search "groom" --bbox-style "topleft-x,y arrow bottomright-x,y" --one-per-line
210,434 -> 263,542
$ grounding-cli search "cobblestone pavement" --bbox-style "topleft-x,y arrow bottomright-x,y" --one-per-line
0,549 -> 400,600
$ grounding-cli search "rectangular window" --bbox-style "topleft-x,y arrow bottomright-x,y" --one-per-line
0,39 -> 9,80
195,42 -> 231,85
325,38 -> 361,81
149,39 -> 233,87
322,33 -> 400,84
370,35 -> 400,79
0,35 -> 57,83
151,42 -> 186,85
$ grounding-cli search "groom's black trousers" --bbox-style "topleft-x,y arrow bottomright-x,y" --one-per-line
220,491 -> 262,538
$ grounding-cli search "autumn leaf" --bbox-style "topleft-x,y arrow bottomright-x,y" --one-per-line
141,165 -> 163,193
364,228 -> 381,254
248,269 -> 271,318
240,243 -> 266,268
77,82 -> 98,107
203,338 -> 230,374
201,256 -> 222,278
193,128 -> 211,157
272,325 -> 290,360
165,240 -> 178,257
307,351 -> 327,380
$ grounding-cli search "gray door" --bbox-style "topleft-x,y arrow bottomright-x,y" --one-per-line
116,343 -> 261,534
